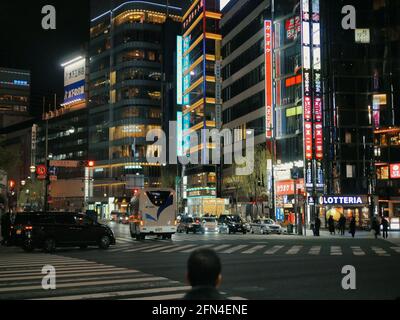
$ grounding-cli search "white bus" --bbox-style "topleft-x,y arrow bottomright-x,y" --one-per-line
128,188 -> 177,240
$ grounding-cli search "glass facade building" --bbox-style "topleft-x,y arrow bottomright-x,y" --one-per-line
179,0 -> 222,216
88,0 -> 181,211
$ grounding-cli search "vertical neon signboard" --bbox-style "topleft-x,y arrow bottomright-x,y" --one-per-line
177,36 -> 183,105
183,36 -> 191,106
265,20 -> 273,138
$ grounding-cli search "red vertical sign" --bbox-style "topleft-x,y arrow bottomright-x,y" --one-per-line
265,20 -> 273,139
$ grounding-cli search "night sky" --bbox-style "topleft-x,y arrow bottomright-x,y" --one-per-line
0,0 -> 90,118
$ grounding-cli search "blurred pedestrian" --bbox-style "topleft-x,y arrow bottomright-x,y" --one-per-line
339,214 -> 346,236
1,211 -> 11,246
381,217 -> 389,239
314,216 -> 321,237
349,216 -> 356,238
371,216 -> 380,239
183,248 -> 225,300
328,215 -> 335,235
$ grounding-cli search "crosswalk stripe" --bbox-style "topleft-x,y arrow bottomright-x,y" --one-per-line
181,244 -> 213,253
264,245 -> 284,255
286,246 -> 303,255
139,245 -> 173,253
242,245 -> 266,254
0,266 -> 123,276
330,246 -> 343,256
124,244 -> 160,253
0,257 -> 87,263
220,245 -> 248,254
0,276 -> 168,293
212,244 -> 232,252
124,293 -> 186,300
160,244 -> 197,253
116,238 -> 133,243
371,247 -> 390,256
0,261 -> 98,268
107,245 -> 135,253
351,246 -> 366,256
390,247 -> 400,254
0,269 -> 139,282
32,286 -> 192,300
308,246 -> 321,255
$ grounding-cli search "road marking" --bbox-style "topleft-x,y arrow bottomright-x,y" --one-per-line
160,244 -> 197,253
0,266 -> 123,276
0,261 -> 99,268
124,293 -> 186,300
371,247 -> 390,257
330,246 -> 343,256
212,244 -> 232,252
220,245 -> 248,254
308,246 -> 321,255
0,269 -> 139,282
0,276 -> 168,293
124,244 -> 161,253
141,245 -> 179,253
351,246 -> 366,256
116,237 -> 133,243
32,286 -> 192,300
390,247 -> 400,254
242,245 -> 266,254
264,245 -> 284,255
286,246 -> 303,255
181,244 -> 213,253
107,245 -> 135,253
228,297 -> 248,300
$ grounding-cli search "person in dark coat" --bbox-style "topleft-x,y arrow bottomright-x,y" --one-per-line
338,214 -> 346,236
183,248 -> 225,300
371,217 -> 380,239
349,217 -> 356,238
381,217 -> 389,239
328,215 -> 335,235
314,217 -> 321,237
1,212 -> 11,245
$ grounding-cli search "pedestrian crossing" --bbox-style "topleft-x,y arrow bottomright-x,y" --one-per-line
105,241 -> 400,257
0,253 -> 243,300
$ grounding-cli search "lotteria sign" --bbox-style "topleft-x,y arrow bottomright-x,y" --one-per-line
264,20 -> 273,139
320,196 -> 369,206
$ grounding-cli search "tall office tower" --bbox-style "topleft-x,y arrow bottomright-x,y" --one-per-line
88,0 -> 181,215
178,0 -> 223,216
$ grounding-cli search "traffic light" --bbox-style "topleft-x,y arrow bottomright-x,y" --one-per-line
80,160 -> 95,167
8,180 -> 16,191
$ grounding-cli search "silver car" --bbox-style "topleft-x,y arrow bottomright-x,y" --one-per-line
251,219 -> 282,235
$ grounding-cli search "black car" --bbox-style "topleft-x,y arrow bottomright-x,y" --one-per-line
218,215 -> 247,234
177,216 -> 205,234
12,212 -> 116,253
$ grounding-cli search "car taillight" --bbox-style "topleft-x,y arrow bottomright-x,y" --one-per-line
25,226 -> 33,231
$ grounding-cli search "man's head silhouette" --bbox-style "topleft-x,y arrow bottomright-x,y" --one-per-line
186,248 -> 222,288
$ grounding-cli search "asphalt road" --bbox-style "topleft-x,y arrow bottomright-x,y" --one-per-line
0,223 -> 399,300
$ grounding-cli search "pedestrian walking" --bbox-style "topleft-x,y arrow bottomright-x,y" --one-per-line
381,217 -> 389,239
349,216 -> 356,238
183,248 -> 225,300
314,216 -> 321,237
371,216 -> 380,239
328,215 -> 335,235
339,214 -> 346,236
1,211 -> 11,246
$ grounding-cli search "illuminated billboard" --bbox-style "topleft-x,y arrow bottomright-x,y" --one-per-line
264,20 -> 273,139
177,111 -> 183,157
63,58 -> 85,105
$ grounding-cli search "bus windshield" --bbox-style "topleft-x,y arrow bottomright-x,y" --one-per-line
146,191 -> 172,207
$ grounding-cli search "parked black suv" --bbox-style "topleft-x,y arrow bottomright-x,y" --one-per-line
11,212 -> 115,253
218,215 -> 247,234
